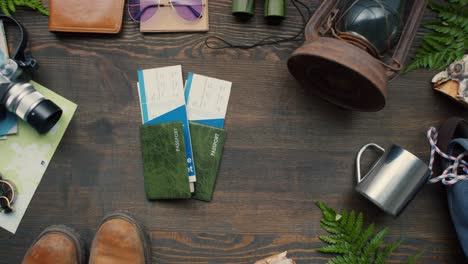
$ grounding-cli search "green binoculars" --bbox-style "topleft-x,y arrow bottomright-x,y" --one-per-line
232,0 -> 286,21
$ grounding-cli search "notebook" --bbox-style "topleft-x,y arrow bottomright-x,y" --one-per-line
140,0 -> 209,33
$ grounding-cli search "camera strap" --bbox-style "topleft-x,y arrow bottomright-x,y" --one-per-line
0,15 -> 37,120
0,15 -> 37,71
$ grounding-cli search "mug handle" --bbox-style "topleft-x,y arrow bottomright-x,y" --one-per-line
356,143 -> 385,183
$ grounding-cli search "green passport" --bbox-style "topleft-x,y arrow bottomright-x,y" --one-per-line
140,122 -> 191,200
190,122 -> 226,202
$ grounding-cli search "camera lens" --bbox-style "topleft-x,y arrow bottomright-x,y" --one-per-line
3,82 -> 62,134
26,100 -> 62,134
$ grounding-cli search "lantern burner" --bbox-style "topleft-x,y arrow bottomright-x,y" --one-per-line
337,32 -> 379,58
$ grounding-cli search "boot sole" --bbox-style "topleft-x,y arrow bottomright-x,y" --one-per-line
97,211 -> 152,264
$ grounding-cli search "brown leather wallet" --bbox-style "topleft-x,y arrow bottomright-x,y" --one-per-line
49,0 -> 125,33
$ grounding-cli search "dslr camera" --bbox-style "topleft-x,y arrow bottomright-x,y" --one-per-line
0,59 -> 62,134
0,15 -> 62,134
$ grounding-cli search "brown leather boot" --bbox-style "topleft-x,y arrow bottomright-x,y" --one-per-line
22,225 -> 86,264
89,211 -> 151,264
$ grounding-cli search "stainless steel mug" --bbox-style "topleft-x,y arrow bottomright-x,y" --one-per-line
355,143 -> 430,217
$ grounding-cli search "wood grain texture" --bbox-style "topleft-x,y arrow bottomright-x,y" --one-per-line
0,1 -> 466,263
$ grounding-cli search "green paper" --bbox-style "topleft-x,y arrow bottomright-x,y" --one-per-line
140,123 -> 191,200
190,122 -> 226,202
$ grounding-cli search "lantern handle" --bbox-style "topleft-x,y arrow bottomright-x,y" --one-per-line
388,0 -> 428,78
305,0 -> 339,41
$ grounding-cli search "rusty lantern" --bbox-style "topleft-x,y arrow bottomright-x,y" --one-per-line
288,0 -> 428,111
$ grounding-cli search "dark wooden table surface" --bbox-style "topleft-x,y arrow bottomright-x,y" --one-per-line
0,1 -> 466,263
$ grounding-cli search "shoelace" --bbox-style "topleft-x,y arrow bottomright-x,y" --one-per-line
427,127 -> 468,185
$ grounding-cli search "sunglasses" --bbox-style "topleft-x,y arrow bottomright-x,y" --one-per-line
128,0 -> 205,23
0,178 -> 15,213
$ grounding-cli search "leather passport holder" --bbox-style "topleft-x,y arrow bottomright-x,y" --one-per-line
140,123 -> 191,200
190,122 -> 226,202
49,0 -> 125,33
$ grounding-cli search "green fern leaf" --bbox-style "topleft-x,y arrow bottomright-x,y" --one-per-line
327,254 -> 359,264
353,223 -> 374,252
375,240 -> 402,264
406,0 -> 467,72
349,213 -> 363,242
360,227 -> 388,263
316,201 -> 338,222
320,234 -> 346,244
425,24 -> 464,37
318,243 -> 351,254
321,218 -> 339,228
338,211 -> 348,232
0,0 -> 48,16
405,250 -> 425,264
316,201 -> 422,263
426,33 -> 454,45
438,11 -> 468,27
374,248 -> 385,264
23,0 -> 48,15
7,0 -> 15,13
363,227 -> 388,256
345,210 -> 356,235
320,222 -> 341,235
0,1 -> 11,16
451,0 -> 468,5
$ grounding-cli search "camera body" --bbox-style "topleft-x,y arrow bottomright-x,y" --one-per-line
0,59 -> 62,134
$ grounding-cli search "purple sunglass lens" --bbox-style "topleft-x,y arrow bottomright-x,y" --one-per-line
128,0 -> 159,22
172,0 -> 204,21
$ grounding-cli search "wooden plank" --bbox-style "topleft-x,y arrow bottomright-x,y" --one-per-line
0,1 -> 465,263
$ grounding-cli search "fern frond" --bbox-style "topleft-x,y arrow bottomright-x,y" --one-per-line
449,0 -> 468,5
406,0 -> 467,72
7,0 -> 16,13
425,24 -> 464,37
0,0 -> 11,16
339,211 -> 348,229
349,213 -> 363,243
23,0 -> 48,15
362,228 -> 388,262
344,210 -> 356,236
318,243 -> 351,254
375,240 -> 402,264
321,218 -> 339,228
319,234 -> 346,244
353,223 -> 374,252
320,221 -> 341,235
438,11 -> 468,29
405,250 -> 425,264
327,254 -> 359,264
316,201 -> 422,264
0,0 -> 48,16
316,201 -> 338,222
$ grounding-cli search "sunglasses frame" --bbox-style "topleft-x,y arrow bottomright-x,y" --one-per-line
128,0 -> 206,23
